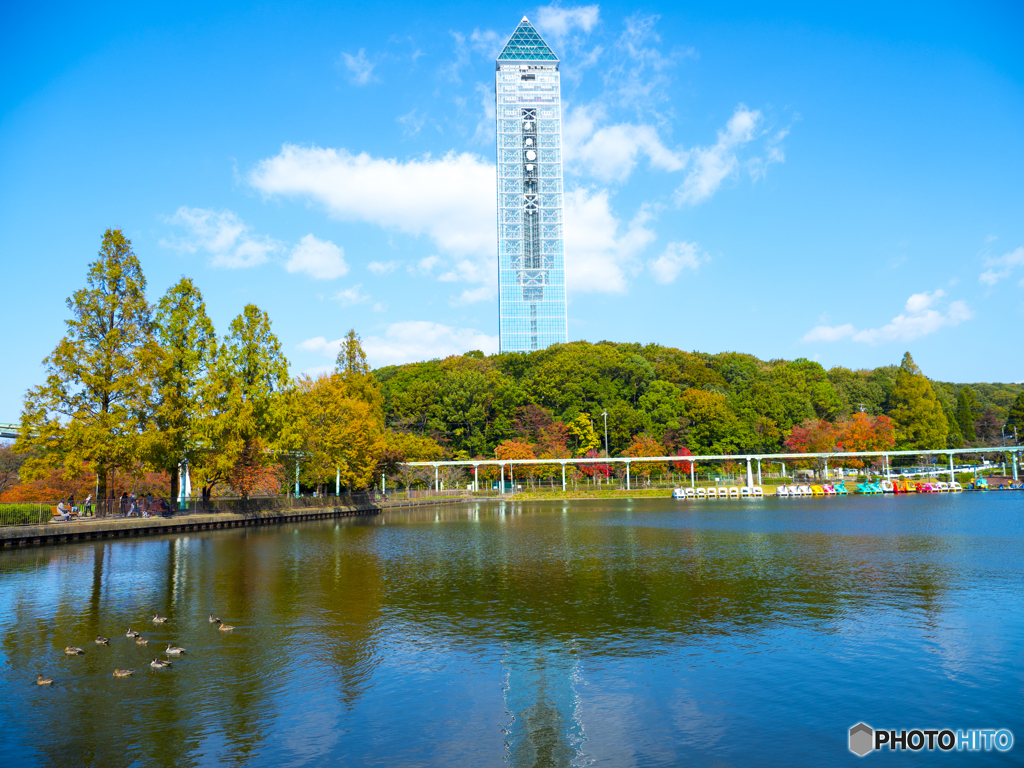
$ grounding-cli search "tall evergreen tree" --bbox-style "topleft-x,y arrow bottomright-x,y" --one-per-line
954,387 -> 979,442
944,403 -> 964,449
16,229 -> 153,499
147,277 -> 218,502
1005,391 -> 1024,441
888,352 -> 948,450
202,305 -> 289,499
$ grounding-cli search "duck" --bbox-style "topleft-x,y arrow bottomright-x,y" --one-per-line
152,613 -> 168,624
165,644 -> 186,655
95,636 -> 109,645
112,669 -> 134,677
135,637 -> 149,646
126,628 -> 140,638
218,623 -> 235,631
150,658 -> 172,669
64,646 -> 84,655
208,614 -> 220,623
36,675 -> 54,686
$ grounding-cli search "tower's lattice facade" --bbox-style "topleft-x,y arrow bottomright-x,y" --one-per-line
495,18 -> 568,353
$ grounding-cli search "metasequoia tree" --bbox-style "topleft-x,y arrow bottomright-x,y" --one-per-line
16,229 -> 154,498
888,352 -> 948,450
202,305 -> 289,499
147,277 -> 218,502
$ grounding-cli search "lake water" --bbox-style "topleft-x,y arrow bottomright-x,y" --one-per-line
1,494 -> 1021,766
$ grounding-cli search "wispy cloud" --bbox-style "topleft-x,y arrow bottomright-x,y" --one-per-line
675,106 -> 763,205
801,290 -> 973,345
298,321 -> 498,367
333,284 -> 370,306
340,49 -> 376,86
285,234 -> 348,280
979,246 -> 1024,286
648,241 -> 707,284
367,260 -> 397,275
536,3 -> 600,44
161,207 -> 281,269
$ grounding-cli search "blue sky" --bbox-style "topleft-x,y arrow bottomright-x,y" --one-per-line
2,1 -> 1023,418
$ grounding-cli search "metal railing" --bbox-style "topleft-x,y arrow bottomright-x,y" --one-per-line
0,493 -> 380,528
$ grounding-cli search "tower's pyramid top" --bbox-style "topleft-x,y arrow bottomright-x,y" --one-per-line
497,17 -> 558,62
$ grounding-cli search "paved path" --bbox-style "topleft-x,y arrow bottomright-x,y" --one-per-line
0,497 -> 462,548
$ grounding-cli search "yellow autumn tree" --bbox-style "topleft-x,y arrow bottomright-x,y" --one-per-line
286,373 -> 385,492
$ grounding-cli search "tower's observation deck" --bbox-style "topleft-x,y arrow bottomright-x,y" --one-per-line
495,17 -> 568,353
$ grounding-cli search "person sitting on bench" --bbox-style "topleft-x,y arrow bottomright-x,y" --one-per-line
55,501 -> 71,521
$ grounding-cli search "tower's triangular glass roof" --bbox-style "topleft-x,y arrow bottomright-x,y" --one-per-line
497,17 -> 558,62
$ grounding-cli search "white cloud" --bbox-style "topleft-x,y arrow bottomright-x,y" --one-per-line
415,255 -> 441,274
249,145 -> 496,274
340,49 -> 375,86
161,207 -> 280,269
285,234 -> 348,280
801,290 -> 973,345
472,82 -> 497,145
469,28 -> 502,58
333,284 -> 370,306
397,109 -> 425,136
801,323 -> 857,343
563,105 -> 686,182
365,321 -> 499,365
648,241 -> 707,284
368,260 -> 397,275
536,4 -> 600,43
563,188 -> 656,293
250,144 -> 677,295
453,285 -> 494,304
297,337 -> 337,355
298,322 -> 498,367
979,246 -> 1024,285
675,106 -> 762,205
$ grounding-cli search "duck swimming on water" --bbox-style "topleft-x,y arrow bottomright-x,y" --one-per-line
126,628 -> 140,638
152,614 -> 168,624
135,637 -> 149,646
95,636 -> 109,645
208,614 -> 220,623
218,623 -> 235,631
36,675 -> 54,685
150,658 -> 172,669
112,669 -> 134,677
165,644 -> 186,655
64,646 -> 84,655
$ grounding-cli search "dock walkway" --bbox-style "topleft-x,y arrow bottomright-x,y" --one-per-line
0,496 -> 461,548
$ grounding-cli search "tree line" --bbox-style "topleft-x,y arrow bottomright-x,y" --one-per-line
6,228 -> 1023,500
9,229 -> 441,501
375,337 -> 1024,470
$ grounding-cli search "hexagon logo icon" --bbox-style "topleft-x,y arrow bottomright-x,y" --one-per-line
849,723 -> 874,757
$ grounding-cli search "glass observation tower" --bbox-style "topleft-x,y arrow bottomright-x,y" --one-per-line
495,17 -> 568,353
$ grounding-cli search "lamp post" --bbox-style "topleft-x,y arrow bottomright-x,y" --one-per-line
601,410 -> 609,458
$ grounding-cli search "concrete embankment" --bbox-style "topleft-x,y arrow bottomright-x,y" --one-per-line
0,496 -> 465,548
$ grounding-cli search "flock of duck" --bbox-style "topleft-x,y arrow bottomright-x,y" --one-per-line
35,612 -> 235,685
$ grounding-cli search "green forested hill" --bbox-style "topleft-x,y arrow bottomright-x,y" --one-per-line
374,341 -> 1023,459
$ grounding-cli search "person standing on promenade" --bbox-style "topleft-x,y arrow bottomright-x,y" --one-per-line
84,493 -> 92,517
